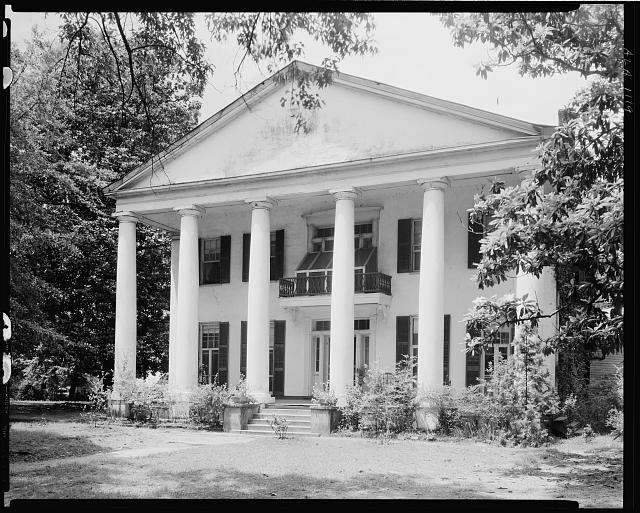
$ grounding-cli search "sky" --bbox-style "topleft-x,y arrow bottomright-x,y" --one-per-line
7,10 -> 590,126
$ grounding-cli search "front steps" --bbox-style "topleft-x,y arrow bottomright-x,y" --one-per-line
232,403 -> 318,437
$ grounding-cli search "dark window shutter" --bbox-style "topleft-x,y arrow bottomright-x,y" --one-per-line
218,322 -> 229,386
273,320 -> 286,396
198,239 -> 203,284
242,233 -> 251,282
271,229 -> 285,281
220,235 -> 231,283
396,316 -> 410,363
240,321 -> 247,378
397,219 -> 412,273
468,213 -> 484,268
443,315 -> 451,385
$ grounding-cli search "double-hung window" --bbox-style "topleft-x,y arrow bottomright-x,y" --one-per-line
199,322 -> 229,385
200,236 -> 231,284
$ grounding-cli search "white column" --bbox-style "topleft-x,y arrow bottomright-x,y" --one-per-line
329,188 -> 357,404
168,235 -> 180,390
173,205 -> 204,391
245,199 -> 275,403
515,266 -> 557,386
113,211 -> 138,391
417,179 -> 448,392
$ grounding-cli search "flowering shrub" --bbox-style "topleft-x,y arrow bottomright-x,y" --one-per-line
188,378 -> 231,427
228,375 -> 256,404
268,415 -> 289,439
339,384 -> 363,430
338,357 -> 417,438
311,382 -> 338,407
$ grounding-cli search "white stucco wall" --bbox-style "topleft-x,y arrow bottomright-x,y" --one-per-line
193,177 -> 519,396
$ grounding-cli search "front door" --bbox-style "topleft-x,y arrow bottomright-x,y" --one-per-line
311,334 -> 331,390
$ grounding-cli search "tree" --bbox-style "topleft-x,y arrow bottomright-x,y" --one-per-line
440,6 -> 624,366
58,12 -> 377,136
10,13 -> 378,397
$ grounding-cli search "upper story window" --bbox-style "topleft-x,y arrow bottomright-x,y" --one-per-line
397,218 -> 421,273
355,223 -> 373,249
311,223 -> 373,253
242,229 -> 285,282
312,226 -> 334,252
200,236 -> 231,284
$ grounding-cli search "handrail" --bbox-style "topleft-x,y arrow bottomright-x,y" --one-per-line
279,272 -> 391,297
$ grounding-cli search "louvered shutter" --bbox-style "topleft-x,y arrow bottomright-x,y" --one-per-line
242,233 -> 251,282
220,235 -> 231,283
218,322 -> 229,386
397,219 -> 412,273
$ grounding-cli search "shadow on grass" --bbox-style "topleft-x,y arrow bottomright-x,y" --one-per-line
500,446 -> 622,505
9,427 -> 109,463
8,460 -> 488,500
149,467 -> 489,499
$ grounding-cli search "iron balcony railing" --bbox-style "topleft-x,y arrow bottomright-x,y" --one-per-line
279,272 -> 391,298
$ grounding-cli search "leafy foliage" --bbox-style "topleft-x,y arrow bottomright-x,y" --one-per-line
268,415 -> 289,439
311,381 -> 338,407
440,6 -> 624,359
339,357 -> 417,437
188,380 -> 231,428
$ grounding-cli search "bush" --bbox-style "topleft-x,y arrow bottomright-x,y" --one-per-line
339,384 -> 364,431
562,369 -> 622,434
228,375 -> 256,405
311,382 -> 338,407
345,357 -> 417,437
188,378 -> 231,428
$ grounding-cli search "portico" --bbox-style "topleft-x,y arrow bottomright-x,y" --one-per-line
106,60 -> 556,407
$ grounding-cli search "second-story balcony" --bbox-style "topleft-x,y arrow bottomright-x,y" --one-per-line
279,272 -> 392,298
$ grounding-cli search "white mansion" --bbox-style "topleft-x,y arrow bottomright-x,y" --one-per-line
105,61 -> 559,404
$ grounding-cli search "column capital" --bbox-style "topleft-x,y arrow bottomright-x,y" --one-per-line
173,205 -> 205,217
245,198 -> 276,210
329,187 -> 359,201
112,211 -> 139,223
417,178 -> 449,191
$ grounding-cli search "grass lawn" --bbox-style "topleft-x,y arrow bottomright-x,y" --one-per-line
6,402 -> 623,506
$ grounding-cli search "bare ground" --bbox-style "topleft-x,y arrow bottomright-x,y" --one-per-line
5,404 -> 623,506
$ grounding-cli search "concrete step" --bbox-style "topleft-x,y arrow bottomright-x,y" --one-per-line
244,423 -> 311,433
231,429 -> 319,437
248,419 -> 311,428
253,411 -> 310,419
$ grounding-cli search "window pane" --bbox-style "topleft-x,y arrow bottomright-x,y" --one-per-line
201,350 -> 210,379
413,250 -> 421,271
413,220 -> 422,244
324,239 -> 334,251
312,242 -> 322,252
362,237 -> 373,248
315,339 -> 320,372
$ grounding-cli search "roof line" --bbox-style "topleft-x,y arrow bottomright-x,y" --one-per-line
105,60 -> 552,195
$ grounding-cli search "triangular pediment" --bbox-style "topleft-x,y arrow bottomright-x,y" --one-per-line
107,61 -> 548,194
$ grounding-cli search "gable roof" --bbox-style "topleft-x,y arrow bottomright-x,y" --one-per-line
104,60 -> 553,195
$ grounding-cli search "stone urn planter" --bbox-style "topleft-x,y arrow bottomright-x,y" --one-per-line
310,404 -> 342,435
223,401 -> 260,432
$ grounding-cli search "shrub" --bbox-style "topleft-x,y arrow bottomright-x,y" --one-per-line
188,378 -> 231,428
358,357 -> 417,437
80,373 -> 110,427
268,416 -> 289,439
339,384 -> 363,431
228,375 -> 256,405
422,385 -> 460,435
311,382 -> 338,407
